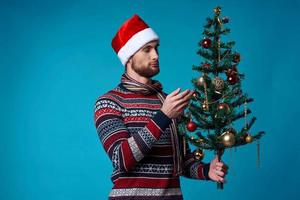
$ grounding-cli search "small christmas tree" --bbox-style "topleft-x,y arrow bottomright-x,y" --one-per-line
178,6 -> 265,189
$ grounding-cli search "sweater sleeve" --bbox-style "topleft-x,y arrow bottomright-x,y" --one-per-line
181,142 -> 211,180
94,97 -> 171,172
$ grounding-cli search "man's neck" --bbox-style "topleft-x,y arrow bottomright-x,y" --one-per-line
126,69 -> 151,85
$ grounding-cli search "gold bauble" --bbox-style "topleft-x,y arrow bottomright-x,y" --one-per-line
197,76 -> 205,86
221,130 -> 236,147
245,134 -> 253,143
193,149 -> 204,161
212,77 -> 225,91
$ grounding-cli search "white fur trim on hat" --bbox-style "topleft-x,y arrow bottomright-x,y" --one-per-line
117,28 -> 159,65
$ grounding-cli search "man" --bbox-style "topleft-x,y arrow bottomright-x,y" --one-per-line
94,14 -> 228,200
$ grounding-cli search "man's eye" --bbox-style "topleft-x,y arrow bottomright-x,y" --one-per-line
143,48 -> 150,52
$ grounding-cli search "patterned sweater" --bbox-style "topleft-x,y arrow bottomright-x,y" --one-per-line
94,83 -> 210,200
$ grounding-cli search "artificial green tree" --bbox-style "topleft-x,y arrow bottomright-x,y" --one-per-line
178,6 -> 265,189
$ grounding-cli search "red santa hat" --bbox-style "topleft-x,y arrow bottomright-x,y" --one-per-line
111,14 -> 159,65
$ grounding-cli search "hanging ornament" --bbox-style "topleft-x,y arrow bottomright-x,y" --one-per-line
186,121 -> 197,132
220,129 -> 236,147
257,140 -> 261,168
197,76 -> 206,87
201,38 -> 212,49
226,65 -> 238,75
202,63 -> 211,69
243,100 -> 249,141
193,149 -> 204,161
192,90 -> 201,98
217,103 -> 231,115
212,77 -> 225,92
245,134 -> 253,143
200,73 -> 210,112
222,16 -> 229,23
227,73 -> 239,85
215,103 -> 231,123
233,53 -> 241,63
192,91 -> 199,98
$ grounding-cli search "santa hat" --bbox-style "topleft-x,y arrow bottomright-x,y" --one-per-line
111,14 -> 159,65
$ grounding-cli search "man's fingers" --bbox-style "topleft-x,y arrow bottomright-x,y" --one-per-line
164,89 -> 195,119
177,101 -> 190,112
173,89 -> 190,100
181,90 -> 194,102
215,162 -> 228,168
215,166 -> 223,172
214,169 -> 225,177
215,162 -> 229,171
214,173 -> 226,183
218,177 -> 226,183
169,88 -> 181,97
174,90 -> 194,104
215,167 -> 225,176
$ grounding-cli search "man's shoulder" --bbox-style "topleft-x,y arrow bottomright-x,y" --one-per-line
95,85 -> 121,102
94,88 -> 118,113
94,84 -> 128,109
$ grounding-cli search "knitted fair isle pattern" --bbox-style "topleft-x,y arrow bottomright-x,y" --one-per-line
94,84 -> 210,200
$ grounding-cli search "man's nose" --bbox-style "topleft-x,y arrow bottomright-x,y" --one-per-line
151,49 -> 159,61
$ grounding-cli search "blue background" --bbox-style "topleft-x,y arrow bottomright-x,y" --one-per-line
1,0 -> 299,199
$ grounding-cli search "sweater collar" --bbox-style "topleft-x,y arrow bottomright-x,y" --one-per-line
120,73 -> 163,95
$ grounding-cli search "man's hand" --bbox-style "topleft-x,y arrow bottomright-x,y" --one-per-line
208,156 -> 229,183
161,88 -> 194,119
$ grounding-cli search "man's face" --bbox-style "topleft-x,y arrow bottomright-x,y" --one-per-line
128,40 -> 160,78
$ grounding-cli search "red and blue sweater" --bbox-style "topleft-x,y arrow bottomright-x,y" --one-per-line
94,83 -> 210,200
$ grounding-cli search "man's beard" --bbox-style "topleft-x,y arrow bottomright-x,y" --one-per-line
132,62 -> 160,78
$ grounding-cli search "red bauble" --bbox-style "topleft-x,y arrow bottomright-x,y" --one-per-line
202,63 -> 211,68
192,91 -> 200,98
227,73 -> 239,85
226,65 -> 239,85
187,121 -> 197,132
201,38 -> 212,48
218,103 -> 230,113
226,65 -> 238,76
